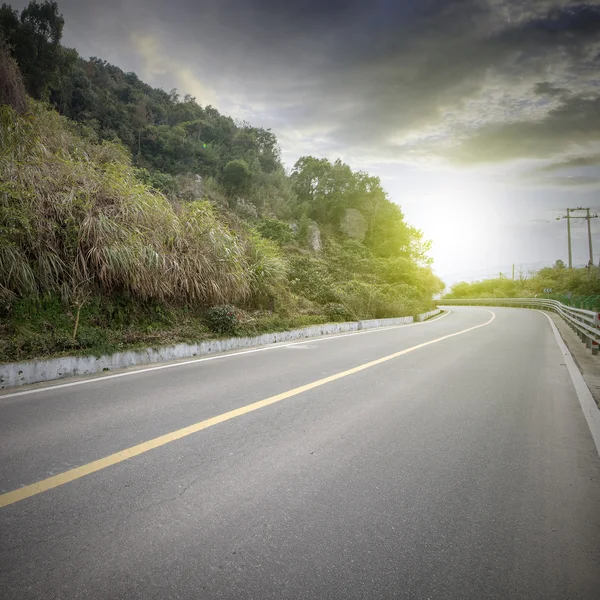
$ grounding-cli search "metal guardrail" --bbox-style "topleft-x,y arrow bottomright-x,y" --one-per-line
548,294 -> 600,311
438,298 -> 600,355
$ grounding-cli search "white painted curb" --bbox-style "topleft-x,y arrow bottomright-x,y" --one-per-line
0,309 -> 441,389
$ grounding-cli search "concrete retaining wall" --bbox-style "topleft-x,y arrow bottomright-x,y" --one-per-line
0,309 -> 441,389
417,309 -> 441,322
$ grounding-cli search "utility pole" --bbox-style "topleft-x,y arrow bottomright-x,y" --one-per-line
587,208 -> 594,280
567,209 -> 572,268
512,264 -> 515,280
557,207 -> 597,272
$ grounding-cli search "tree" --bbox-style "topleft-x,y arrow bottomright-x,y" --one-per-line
54,60 -> 94,120
0,1 -> 69,99
291,156 -> 330,205
0,36 -> 27,113
223,159 -> 251,192
554,259 -> 566,269
0,4 -> 19,41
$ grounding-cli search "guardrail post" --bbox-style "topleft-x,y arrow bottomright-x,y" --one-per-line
593,341 -> 599,356
586,337 -> 593,350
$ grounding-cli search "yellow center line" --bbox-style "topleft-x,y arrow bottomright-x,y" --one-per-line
0,310 -> 495,509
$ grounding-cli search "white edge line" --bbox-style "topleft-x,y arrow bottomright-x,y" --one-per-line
0,310 -> 452,399
538,310 -> 600,457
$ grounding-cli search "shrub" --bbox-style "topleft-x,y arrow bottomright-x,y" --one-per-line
332,280 -> 426,320
269,288 -> 319,317
233,197 -> 259,220
244,232 -> 287,307
205,305 -> 239,335
287,253 -> 338,304
257,218 -> 293,245
134,168 -> 177,195
324,303 -> 350,321
223,159 -> 251,192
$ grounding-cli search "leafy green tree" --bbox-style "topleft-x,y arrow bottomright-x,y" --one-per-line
0,1 -> 70,99
0,35 -> 27,113
0,4 -> 19,45
223,159 -> 251,192
255,127 -> 280,173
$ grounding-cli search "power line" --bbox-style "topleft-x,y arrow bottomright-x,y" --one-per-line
574,253 -> 600,260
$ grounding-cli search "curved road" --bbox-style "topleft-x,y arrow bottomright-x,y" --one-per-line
1,307 -> 599,599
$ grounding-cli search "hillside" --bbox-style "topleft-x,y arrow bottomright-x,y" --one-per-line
0,1 -> 444,363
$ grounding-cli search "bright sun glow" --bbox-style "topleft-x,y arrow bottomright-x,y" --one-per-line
410,184 -> 506,281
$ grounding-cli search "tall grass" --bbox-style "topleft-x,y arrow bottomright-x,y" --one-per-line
0,102 -> 283,307
0,40 -> 27,115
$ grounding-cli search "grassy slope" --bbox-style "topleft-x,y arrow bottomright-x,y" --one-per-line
0,295 -> 352,363
0,44 -> 440,364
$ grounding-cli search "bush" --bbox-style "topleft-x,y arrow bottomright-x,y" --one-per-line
324,303 -> 350,321
134,168 -> 177,195
257,218 -> 293,245
223,159 -> 251,192
287,253 -> 338,304
244,232 -> 287,307
204,305 -> 239,335
233,197 -> 259,220
333,280 -> 426,320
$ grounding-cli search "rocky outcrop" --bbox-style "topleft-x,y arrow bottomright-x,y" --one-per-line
308,221 -> 322,251
340,208 -> 368,241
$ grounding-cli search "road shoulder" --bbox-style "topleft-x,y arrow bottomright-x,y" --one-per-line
548,312 -> 600,408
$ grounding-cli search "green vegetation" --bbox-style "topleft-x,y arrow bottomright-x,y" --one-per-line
444,261 -> 600,309
204,305 -> 239,335
0,1 -> 444,363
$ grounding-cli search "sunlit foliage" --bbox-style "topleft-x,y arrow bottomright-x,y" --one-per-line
444,262 -> 600,300
0,2 -> 446,361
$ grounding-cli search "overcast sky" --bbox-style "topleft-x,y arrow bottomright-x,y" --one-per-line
17,0 -> 600,284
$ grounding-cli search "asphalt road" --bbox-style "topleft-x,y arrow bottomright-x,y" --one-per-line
1,307 -> 599,599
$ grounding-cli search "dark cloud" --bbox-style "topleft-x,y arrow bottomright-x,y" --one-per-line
448,95 -> 600,164
534,82 -> 569,96
539,153 -> 600,171
18,0 -> 600,180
